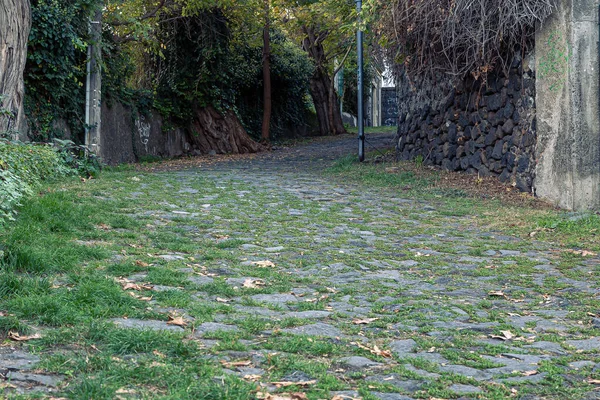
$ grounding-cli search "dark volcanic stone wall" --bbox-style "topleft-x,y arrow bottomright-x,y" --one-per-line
396,56 -> 536,192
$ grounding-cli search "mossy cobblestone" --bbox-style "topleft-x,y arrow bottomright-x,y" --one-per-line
1,133 -> 600,399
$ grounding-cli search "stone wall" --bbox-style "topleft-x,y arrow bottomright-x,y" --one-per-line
101,102 -> 189,165
395,56 -> 537,192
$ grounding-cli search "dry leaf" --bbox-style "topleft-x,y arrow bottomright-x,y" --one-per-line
153,350 -> 166,358
522,370 -> 538,376
8,332 -> 42,341
135,260 -> 149,267
122,282 -> 142,291
243,374 -> 262,381
167,316 -> 187,327
220,360 -> 252,368
242,279 -> 265,289
0,383 -> 17,389
149,361 -> 166,368
251,260 -> 276,268
331,395 -> 362,400
216,297 -> 231,303
257,393 -> 308,400
353,318 -> 379,325
115,388 -> 137,394
488,290 -> 506,297
271,380 -> 316,388
489,330 -> 515,341
353,342 -> 392,358
566,249 -> 597,257
97,223 -> 112,231
588,379 -> 600,384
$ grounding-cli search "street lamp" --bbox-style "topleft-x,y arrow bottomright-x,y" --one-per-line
356,0 -> 365,162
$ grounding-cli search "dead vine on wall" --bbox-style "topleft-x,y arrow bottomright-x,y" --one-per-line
379,0 -> 556,81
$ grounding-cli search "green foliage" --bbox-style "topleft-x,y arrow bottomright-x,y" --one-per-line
0,140 -> 67,223
133,11 -> 314,139
25,0 -> 98,142
53,139 -> 102,178
151,10 -> 232,123
233,32 -> 315,138
0,95 -> 17,139
0,139 -> 100,225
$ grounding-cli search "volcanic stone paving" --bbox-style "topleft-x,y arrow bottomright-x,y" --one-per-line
3,132 -> 600,399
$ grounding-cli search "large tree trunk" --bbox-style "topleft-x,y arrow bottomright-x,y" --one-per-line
188,106 -> 266,154
261,0 -> 271,143
302,26 -> 345,136
0,0 -> 30,140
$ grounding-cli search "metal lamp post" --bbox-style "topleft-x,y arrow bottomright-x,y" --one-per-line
356,0 -> 365,162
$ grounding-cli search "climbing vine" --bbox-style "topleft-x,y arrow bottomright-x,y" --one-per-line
377,0 -> 557,81
24,0 -> 99,142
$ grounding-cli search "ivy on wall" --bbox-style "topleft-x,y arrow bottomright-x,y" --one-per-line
24,0 -> 99,142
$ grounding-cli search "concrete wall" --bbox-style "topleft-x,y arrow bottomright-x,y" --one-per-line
535,0 -> 600,210
100,102 -> 190,165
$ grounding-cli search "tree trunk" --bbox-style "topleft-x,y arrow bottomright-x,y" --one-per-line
187,106 -> 266,154
0,0 -> 31,140
261,0 -> 271,143
302,26 -> 346,136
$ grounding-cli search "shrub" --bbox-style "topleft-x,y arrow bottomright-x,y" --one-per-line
0,139 -> 93,224
53,139 -> 102,178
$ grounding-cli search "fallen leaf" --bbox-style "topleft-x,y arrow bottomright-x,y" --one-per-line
149,361 -> 166,368
135,260 -> 149,267
0,383 -> 17,389
331,395 -> 362,400
522,370 -> 538,376
488,290 -> 506,297
216,297 -> 231,303
353,342 -> 392,358
115,388 -> 137,394
588,379 -> 600,384
489,330 -> 515,341
242,279 -> 265,289
167,316 -> 187,327
243,374 -> 262,381
271,380 -> 316,388
220,360 -> 252,368
8,332 -> 42,341
353,318 -> 379,325
122,282 -> 142,291
251,260 -> 276,268
153,350 -> 166,358
566,249 -> 597,257
257,393 -> 308,400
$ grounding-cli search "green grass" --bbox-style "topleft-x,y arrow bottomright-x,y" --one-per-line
1,143 -> 599,399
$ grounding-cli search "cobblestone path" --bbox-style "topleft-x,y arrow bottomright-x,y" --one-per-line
3,132 -> 600,399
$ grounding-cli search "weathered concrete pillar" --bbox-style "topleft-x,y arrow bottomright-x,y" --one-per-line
535,0 -> 600,210
85,8 -> 102,155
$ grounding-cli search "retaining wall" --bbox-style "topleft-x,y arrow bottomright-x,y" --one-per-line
396,56 -> 537,192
